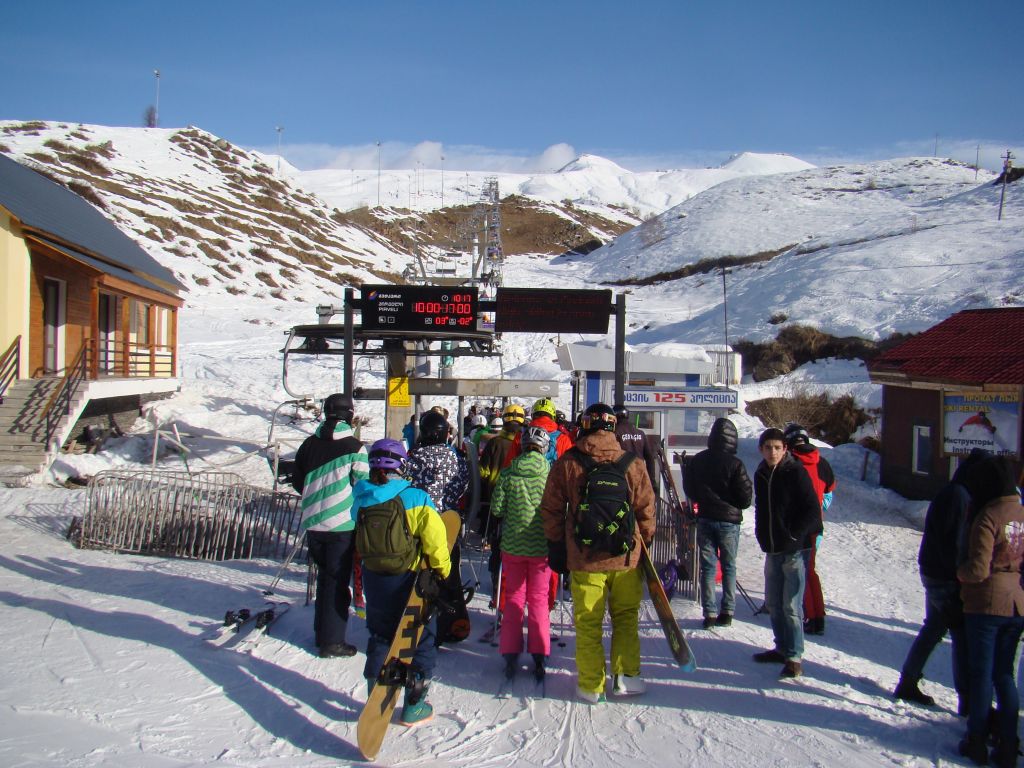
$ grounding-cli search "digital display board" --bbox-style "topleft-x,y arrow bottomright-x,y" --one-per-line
494,288 -> 612,334
360,285 -> 478,332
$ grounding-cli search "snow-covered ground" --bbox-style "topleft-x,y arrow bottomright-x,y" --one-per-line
1,247 -> 983,767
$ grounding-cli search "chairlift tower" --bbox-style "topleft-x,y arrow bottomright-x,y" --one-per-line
482,177 -> 505,288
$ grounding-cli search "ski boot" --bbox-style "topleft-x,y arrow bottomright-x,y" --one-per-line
503,653 -> 518,680
532,653 -> 546,682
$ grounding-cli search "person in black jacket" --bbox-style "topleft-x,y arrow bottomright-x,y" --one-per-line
893,449 -> 987,709
751,428 -> 821,679
683,417 -> 752,629
613,405 -> 658,492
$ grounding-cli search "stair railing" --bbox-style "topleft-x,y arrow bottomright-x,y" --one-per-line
0,336 -> 21,404
44,341 -> 91,450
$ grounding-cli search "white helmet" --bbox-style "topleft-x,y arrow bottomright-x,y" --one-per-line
523,425 -> 551,453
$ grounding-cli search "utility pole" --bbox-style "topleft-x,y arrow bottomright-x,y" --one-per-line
275,126 -> 283,174
376,140 -> 381,207
975,144 -> 980,181
440,154 -> 445,209
933,133 -> 938,157
998,149 -> 1014,221
153,69 -> 161,127
721,267 -> 731,385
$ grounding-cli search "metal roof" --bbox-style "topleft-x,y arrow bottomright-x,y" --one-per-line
28,234 -> 173,299
0,153 -> 182,293
868,308 -> 1024,385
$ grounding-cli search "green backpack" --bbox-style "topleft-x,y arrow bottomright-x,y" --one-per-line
355,490 -> 420,575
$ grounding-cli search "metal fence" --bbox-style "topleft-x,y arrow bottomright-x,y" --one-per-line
77,469 -> 305,562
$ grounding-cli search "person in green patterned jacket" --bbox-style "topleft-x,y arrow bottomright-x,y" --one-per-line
492,425 -> 552,681
292,394 -> 369,658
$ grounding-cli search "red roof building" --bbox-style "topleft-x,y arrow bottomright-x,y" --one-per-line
868,308 -> 1023,499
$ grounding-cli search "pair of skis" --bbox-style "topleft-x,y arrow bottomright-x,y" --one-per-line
207,601 -> 290,653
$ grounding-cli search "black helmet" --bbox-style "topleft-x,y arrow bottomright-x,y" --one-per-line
581,402 -> 617,433
418,410 -> 450,446
322,393 -> 354,423
783,423 -> 810,448
613,404 -> 629,421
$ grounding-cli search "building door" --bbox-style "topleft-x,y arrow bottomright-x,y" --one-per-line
42,278 -> 64,374
98,293 -> 118,373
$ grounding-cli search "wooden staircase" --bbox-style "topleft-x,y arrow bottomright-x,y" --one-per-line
0,377 -> 82,485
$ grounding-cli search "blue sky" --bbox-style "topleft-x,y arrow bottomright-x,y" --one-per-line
3,1 -> 1022,172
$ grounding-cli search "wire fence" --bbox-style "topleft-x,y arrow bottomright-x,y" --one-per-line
76,469 -> 305,562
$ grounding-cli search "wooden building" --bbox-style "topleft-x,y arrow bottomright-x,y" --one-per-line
867,308 -> 1024,499
0,153 -> 184,480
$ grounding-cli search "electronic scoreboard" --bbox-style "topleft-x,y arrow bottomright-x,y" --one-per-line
359,285 -> 478,332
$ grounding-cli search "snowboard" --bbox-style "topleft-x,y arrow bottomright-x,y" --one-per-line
356,509 -> 460,760
639,538 -> 697,672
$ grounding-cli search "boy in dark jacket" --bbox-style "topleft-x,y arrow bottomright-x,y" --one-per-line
751,428 -> 821,678
683,417 -> 752,629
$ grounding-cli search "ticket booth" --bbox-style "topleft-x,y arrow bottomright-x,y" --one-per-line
555,342 -> 738,449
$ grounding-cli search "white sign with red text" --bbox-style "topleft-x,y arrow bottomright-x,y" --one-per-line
623,388 -> 738,409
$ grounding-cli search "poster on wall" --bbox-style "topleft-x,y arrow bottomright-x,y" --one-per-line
942,391 -> 1021,457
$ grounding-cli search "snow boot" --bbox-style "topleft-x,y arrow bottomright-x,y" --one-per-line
893,676 -> 935,706
715,613 -> 733,627
576,686 -> 605,704
319,642 -> 358,658
753,649 -> 785,663
503,653 -> 518,680
959,732 -> 990,766
532,653 -> 546,682
702,615 -> 717,630
612,674 -> 647,696
780,661 -> 803,679
991,737 -> 1020,768
400,676 -> 432,726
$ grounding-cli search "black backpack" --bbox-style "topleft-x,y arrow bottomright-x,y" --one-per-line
571,449 -> 637,564
355,490 -> 420,575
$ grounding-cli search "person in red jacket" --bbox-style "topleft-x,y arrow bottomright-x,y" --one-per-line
506,398 -> 573,466
783,424 -> 836,636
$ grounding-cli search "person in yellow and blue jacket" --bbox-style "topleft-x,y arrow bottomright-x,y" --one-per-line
353,438 -> 451,726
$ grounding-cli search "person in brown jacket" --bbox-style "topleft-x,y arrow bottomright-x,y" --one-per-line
956,455 -> 1024,767
541,402 -> 656,704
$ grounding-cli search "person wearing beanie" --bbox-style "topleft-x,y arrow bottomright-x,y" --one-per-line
956,455 -> 1024,767
683,417 -> 752,629
751,427 -> 821,679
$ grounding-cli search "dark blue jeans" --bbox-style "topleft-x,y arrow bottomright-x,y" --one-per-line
764,550 -> 808,662
899,576 -> 966,697
964,612 -> 1024,746
362,568 -> 438,683
305,530 -> 354,647
697,519 -> 740,617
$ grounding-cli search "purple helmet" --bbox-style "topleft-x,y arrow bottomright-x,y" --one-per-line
368,438 -> 407,471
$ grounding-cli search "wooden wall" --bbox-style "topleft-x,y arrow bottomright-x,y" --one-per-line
28,249 -> 96,376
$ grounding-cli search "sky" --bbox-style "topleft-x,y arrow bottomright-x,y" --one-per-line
3,0 -> 1023,172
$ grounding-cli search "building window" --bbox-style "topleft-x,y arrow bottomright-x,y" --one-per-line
912,425 -> 932,475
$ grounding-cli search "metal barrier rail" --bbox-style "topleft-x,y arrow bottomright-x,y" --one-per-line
78,469 -> 305,562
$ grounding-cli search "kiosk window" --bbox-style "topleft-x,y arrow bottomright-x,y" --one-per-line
912,425 -> 931,476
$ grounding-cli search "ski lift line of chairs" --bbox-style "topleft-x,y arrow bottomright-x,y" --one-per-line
75,468 -> 305,563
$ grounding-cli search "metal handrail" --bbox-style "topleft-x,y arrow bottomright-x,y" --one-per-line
44,342 -> 90,450
0,335 -> 20,404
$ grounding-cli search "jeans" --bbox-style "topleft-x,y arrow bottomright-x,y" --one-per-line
305,530 -> 355,647
963,612 -> 1024,746
697,519 -> 740,617
362,569 -> 438,682
899,576 -> 967,697
764,550 -> 808,662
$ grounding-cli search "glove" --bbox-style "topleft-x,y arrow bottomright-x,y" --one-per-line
415,569 -> 443,602
547,540 -> 569,576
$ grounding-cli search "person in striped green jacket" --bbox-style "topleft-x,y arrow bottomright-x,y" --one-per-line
491,425 -> 552,681
292,394 -> 370,658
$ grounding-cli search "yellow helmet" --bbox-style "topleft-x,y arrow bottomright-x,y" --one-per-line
532,397 -> 556,419
501,404 -> 526,424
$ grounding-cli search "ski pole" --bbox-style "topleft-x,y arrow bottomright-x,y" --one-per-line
557,573 -> 567,648
491,558 -> 503,645
263,533 -> 305,596
735,579 -> 761,615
